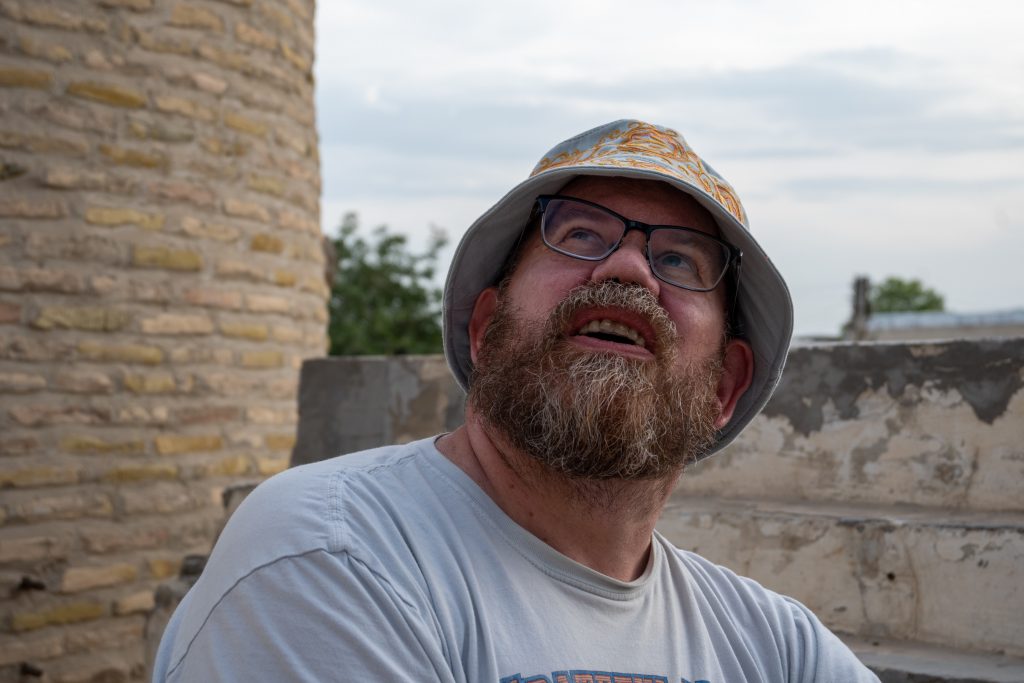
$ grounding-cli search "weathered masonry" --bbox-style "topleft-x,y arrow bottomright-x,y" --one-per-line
0,0 -> 323,680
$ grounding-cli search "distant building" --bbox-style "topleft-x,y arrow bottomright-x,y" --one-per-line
863,308 -> 1024,341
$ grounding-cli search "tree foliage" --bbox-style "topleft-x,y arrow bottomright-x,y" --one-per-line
870,276 -> 945,314
327,212 -> 448,355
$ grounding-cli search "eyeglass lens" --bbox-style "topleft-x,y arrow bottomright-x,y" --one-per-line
541,197 -> 730,291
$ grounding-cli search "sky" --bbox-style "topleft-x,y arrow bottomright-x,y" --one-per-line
313,0 -> 1024,338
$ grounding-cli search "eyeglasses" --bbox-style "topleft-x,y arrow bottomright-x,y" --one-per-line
535,195 -> 742,293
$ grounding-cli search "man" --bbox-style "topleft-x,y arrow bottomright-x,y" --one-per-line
154,121 -> 879,681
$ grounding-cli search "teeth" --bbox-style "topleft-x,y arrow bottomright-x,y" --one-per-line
578,319 -> 646,348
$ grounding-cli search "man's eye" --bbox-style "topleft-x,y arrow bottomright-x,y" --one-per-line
656,251 -> 698,272
564,227 -> 601,243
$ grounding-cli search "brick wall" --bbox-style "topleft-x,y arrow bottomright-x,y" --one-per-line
0,0 -> 322,679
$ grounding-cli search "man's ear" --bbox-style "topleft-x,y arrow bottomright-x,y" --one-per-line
468,287 -> 499,365
714,338 -> 754,429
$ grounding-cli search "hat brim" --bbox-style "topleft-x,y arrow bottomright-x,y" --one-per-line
443,165 -> 793,458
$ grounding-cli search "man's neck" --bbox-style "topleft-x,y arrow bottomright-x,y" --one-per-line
435,409 -> 681,582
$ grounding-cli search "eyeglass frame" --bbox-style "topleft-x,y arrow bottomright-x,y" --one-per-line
529,194 -> 744,328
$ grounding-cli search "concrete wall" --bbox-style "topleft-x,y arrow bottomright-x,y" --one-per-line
0,1 -> 322,680
293,339 -> 1024,664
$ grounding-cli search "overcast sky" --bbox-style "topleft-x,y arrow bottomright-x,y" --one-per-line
313,0 -> 1024,337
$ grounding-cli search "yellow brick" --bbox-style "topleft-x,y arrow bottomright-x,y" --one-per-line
124,372 -> 177,394
184,287 -> 242,309
99,143 -> 168,169
148,558 -> 179,579
59,435 -> 145,455
136,28 -> 194,55
257,455 -> 288,476
246,294 -> 290,314
154,95 -> 214,121
77,340 -> 163,365
67,81 -> 146,108
250,233 -> 284,254
220,320 -> 268,341
85,206 -> 164,231
205,454 -> 249,476
0,66 -> 53,89
140,312 -> 213,335
0,466 -> 79,488
201,136 -> 249,157
155,434 -> 223,455
280,42 -> 311,73
271,325 -> 302,343
99,0 -> 154,9
264,433 -> 296,451
247,174 -> 286,197
33,306 -> 131,332
274,270 -> 297,287
103,462 -> 178,483
61,563 -> 138,593
0,197 -> 66,218
223,198 -> 269,222
180,216 -> 240,242
170,3 -> 224,32
115,589 -> 156,615
18,35 -> 74,63
235,21 -> 276,50
240,350 -> 283,368
133,245 -> 202,271
11,601 -> 105,632
0,371 -> 47,392
224,111 -> 268,137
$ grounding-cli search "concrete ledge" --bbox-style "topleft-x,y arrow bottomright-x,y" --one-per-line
844,637 -> 1024,683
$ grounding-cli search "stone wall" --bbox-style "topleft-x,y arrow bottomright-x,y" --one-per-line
0,1 -> 322,680
293,340 -> 1024,675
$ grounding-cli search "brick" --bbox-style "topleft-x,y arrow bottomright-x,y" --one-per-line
119,482 -> 193,514
85,206 -> 164,230
33,306 -> 131,332
132,245 -> 202,271
170,2 -> 224,32
77,340 -> 163,365
140,312 -> 213,335
247,173 -> 286,197
281,42 -> 311,73
136,26 -> 195,55
127,118 -> 194,143
299,274 -> 329,297
274,270 -> 297,287
240,349 -> 283,368
155,434 -> 223,455
278,210 -> 317,234
154,95 -> 214,121
9,403 -> 108,427
7,2 -> 108,31
11,601 -> 106,632
99,143 -> 168,169
54,369 -> 115,394
0,463 -> 79,487
0,158 -> 27,180
224,110 -> 268,137
44,166 -> 130,192
65,616 -> 145,654
176,404 -> 241,424
275,127 -> 309,156
168,344 -> 232,365
150,179 -> 216,206
246,405 -> 293,424
0,628 -> 65,667
184,287 -> 242,309
196,42 -> 249,73
0,533 -> 71,563
235,21 -> 277,50
257,3 -> 294,32
246,293 -> 290,314
0,266 -> 83,293
115,590 -> 155,615
103,462 -> 177,483
123,371 -> 177,394
201,135 -> 249,157
249,233 -> 284,254
0,371 -> 46,392
0,65 -> 53,89
24,232 -> 122,265
67,81 -> 146,108
61,563 -> 138,593
0,300 -> 21,323
192,71 -> 227,94
204,454 -> 249,476
216,258 -> 266,282
257,455 -> 288,475
223,197 -> 270,222
6,491 -> 113,522
99,0 -> 154,9
18,34 -> 74,63
202,371 -> 260,395
0,196 -> 65,218
59,435 -> 146,455
265,433 -> 296,451
220,320 -> 268,341
148,557 -> 180,579
0,130 -> 88,157
0,435 -> 40,456
180,216 -> 240,242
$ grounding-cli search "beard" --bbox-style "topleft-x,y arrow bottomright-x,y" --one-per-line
469,280 -> 724,484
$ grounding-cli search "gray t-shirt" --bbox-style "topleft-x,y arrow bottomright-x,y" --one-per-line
154,437 -> 879,682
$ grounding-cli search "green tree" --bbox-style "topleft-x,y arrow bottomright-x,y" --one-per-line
327,213 -> 447,355
870,277 -> 945,313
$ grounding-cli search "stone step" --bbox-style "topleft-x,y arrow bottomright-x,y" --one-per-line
680,339 -> 1024,513
656,496 -> 1024,658
843,636 -> 1024,683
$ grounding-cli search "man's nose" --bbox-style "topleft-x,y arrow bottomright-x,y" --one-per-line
589,231 -> 661,296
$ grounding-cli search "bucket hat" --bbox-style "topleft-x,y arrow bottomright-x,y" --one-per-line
443,120 -> 793,458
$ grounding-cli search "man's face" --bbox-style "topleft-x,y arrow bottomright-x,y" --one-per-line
468,177 -> 748,480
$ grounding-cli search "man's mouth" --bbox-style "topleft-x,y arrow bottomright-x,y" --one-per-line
576,319 -> 647,349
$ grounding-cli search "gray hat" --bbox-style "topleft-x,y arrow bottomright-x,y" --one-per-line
443,120 -> 793,457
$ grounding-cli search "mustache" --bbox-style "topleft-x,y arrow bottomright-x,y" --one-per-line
544,281 -> 679,358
